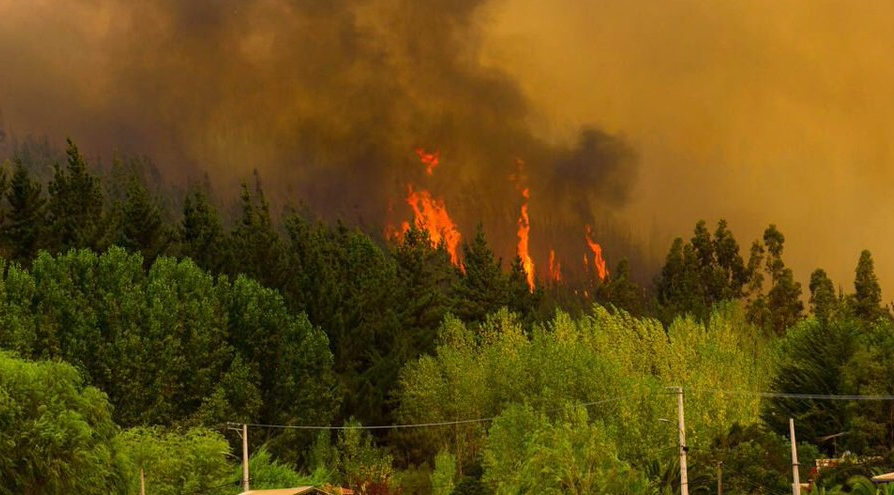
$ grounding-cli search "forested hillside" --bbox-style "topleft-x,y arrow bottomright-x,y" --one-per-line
2,140 -> 894,494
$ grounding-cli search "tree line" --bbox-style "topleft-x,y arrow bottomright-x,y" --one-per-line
3,139 -> 894,494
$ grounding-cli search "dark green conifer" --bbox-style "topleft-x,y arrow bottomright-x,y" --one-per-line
1,160 -> 45,262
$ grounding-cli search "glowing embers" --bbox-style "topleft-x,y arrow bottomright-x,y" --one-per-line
414,147 -> 440,176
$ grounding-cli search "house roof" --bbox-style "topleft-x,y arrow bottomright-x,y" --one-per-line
238,488 -> 319,495
238,488 -> 353,495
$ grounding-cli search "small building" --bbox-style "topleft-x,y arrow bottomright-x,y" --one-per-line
239,488 -> 353,495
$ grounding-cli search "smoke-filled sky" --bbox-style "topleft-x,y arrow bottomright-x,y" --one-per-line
2,0 -> 892,295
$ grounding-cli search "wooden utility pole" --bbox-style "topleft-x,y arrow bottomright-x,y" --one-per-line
716,461 -> 722,495
140,467 -> 146,495
790,418 -> 801,495
676,387 -> 689,495
243,423 -> 250,493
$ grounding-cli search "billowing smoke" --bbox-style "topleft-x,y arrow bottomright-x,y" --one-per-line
0,0 -> 643,280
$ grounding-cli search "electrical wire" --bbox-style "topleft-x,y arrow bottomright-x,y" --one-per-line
227,395 -> 633,431
692,388 -> 894,401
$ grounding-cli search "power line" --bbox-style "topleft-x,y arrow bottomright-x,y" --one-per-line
228,395 -> 633,431
692,388 -> 894,401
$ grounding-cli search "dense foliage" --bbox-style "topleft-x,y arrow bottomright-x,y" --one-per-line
2,140 -> 894,493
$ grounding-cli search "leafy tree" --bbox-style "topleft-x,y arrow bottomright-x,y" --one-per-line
656,237 -> 705,322
767,267 -> 805,335
431,450 -> 458,495
694,422 -> 819,495
46,138 -> 106,252
225,274 -> 339,457
746,224 -> 803,335
135,255 -> 233,425
483,404 -> 653,494
218,446 -> 332,491
0,160 -> 45,262
655,219 -> 746,323
398,304 -> 769,474
16,247 -> 338,445
0,257 -> 38,354
851,250 -> 886,322
337,420 -> 395,493
0,352 -> 130,495
711,219 -> 749,300
118,426 -> 232,495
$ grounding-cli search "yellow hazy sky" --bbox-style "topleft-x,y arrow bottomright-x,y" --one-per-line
483,0 -> 894,296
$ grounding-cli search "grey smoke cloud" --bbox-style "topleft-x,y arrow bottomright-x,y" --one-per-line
0,0 -> 641,277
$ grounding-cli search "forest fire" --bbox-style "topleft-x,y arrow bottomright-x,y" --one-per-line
414,147 -> 440,176
517,188 -> 534,291
404,186 -> 462,266
585,225 -> 608,281
386,148 -> 462,266
549,249 -> 562,283
511,160 -> 535,291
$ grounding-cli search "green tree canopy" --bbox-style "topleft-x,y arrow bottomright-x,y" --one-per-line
0,352 -> 130,495
118,426 -> 232,495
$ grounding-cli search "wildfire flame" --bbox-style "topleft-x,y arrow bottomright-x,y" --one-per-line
585,224 -> 608,282
516,188 -> 535,291
415,147 -> 440,176
549,249 -> 562,282
405,185 -> 462,265
511,160 -> 535,291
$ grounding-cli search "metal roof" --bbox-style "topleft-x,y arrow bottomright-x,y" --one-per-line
238,488 -> 319,495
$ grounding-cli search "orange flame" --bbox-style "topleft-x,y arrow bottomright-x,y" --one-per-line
516,188 -> 535,291
405,185 -> 462,265
511,160 -> 535,291
415,147 -> 440,176
549,249 -> 562,282
585,225 -> 608,282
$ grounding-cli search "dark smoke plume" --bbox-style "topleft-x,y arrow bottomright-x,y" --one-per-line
0,0 -> 641,275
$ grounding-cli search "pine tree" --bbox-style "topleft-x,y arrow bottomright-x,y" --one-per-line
228,173 -> 287,289
809,268 -> 838,323
507,255 -> 541,322
179,188 -> 227,273
0,164 -> 7,229
1,160 -> 46,263
453,224 -> 510,324
599,258 -> 644,315
46,138 -> 106,252
116,173 -> 169,263
393,226 -> 458,337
